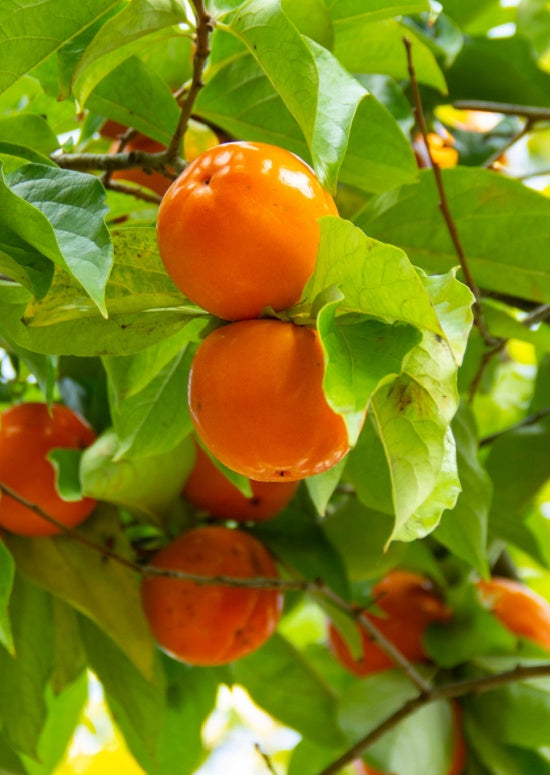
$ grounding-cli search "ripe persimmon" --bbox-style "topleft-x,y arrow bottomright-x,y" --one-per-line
328,570 -> 451,676
0,403 -> 97,536
110,133 -> 172,197
141,525 -> 283,665
183,442 -> 298,522
477,577 -> 550,649
188,319 -> 352,481
156,141 -> 338,320
413,130 -> 458,169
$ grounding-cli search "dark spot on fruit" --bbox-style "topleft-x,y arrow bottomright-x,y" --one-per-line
250,497 -> 261,507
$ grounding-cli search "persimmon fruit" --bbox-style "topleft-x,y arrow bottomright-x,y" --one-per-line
477,577 -> 550,650
413,130 -> 458,169
188,319 -> 352,481
183,442 -> 298,522
156,140 -> 338,320
0,403 -> 97,536
141,525 -> 283,665
328,570 -> 451,676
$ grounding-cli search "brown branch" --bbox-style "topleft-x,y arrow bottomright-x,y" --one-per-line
453,100 -> 550,122
103,179 -> 163,205
165,0 -> 213,161
318,582 -> 432,695
404,37 -> 499,349
319,663 -> 550,775
479,406 -> 550,447
485,119 -> 533,169
255,744 -> 278,775
52,149 -> 181,174
523,303 -> 550,326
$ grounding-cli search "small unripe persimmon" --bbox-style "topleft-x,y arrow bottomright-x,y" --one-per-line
183,443 -> 298,522
188,319 -> 352,481
157,141 -> 338,321
141,526 -> 283,665
0,403 -> 97,536
328,571 -> 451,676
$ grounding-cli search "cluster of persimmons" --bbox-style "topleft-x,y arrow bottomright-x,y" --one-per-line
0,134 -> 548,775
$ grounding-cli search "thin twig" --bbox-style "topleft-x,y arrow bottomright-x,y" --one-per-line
479,406 -> 550,447
485,119 -> 533,169
403,37 -> 498,348
255,744 -> 278,775
523,303 -> 550,326
319,663 -> 550,775
453,100 -> 550,122
468,339 -> 507,402
165,0 -> 213,161
103,179 -> 163,205
318,582 -> 432,695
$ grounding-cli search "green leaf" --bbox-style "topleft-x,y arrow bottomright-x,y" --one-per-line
447,35 -> 550,107
333,20 -> 447,93
338,669 -> 420,741
485,417 -> 550,565
197,44 -> 418,195
482,301 -> 550,353
305,457 -> 347,516
327,0 -> 429,24
22,672 -> 88,775
434,404 -> 491,577
86,55 -> 181,145
109,346 -> 195,459
48,448 -> 84,502
358,168 -> 550,305
50,599 -> 86,692
72,0 -> 189,106
0,115 -> 58,155
306,217 -> 443,333
440,0 -> 499,28
470,682 -> 550,750
6,164 -> 113,316
0,540 -> 15,654
0,330 -> 58,403
254,505 -> 350,600
281,0 -> 334,49
0,0 -> 121,95
464,715 -> 525,775
0,229 -> 205,357
0,142 -> 57,174
233,632 -> 346,747
318,308 -> 422,443
517,0 -> 550,57
0,575 -> 54,757
4,505 -> 157,681
80,429 -> 196,518
120,657 -> 220,775
0,731 -> 26,775
79,616 -> 166,765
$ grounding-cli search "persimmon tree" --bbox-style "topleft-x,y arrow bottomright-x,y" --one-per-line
0,1 -> 550,774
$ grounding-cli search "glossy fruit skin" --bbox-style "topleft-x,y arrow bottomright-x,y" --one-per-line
188,319 -> 351,481
0,403 -> 97,536
183,443 -> 298,522
141,525 -> 283,665
111,134 -> 172,197
477,577 -> 550,649
157,141 -> 338,321
328,570 -> 451,677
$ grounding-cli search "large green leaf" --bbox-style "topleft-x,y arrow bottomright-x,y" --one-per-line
0,575 -> 54,757
326,0 -> 429,24
225,1 -> 417,191
6,164 -> 113,315
469,682 -> 550,750
0,229 -> 204,356
446,36 -> 550,107
108,346 -> 196,459
0,540 -> 14,654
305,217 -> 443,333
87,56 -> 181,145
358,168 -> 550,304
333,20 -> 447,93
5,506 -> 157,681
0,0 -> 121,95
0,115 -> 58,156
233,633 -> 346,747
434,404 -> 491,577
79,617 -> 166,765
73,0 -> 189,105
